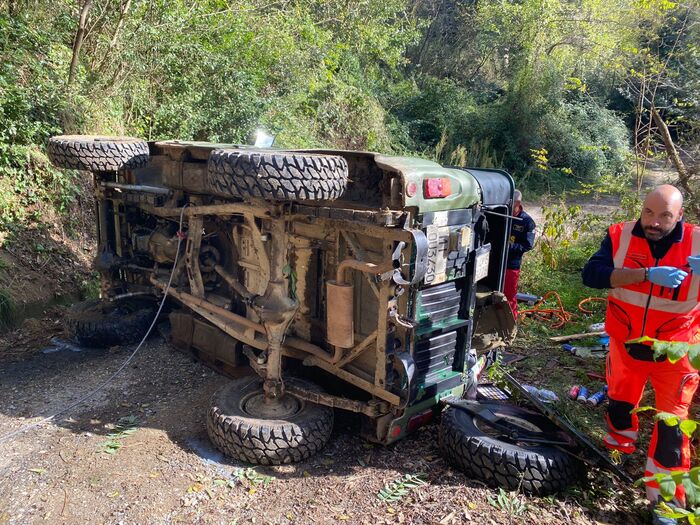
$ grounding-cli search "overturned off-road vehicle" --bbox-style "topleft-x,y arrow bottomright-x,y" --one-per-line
48,135 -> 584,495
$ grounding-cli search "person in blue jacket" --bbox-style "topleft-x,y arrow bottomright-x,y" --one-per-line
505,190 -> 536,317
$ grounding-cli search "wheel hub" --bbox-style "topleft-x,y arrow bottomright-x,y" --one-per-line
241,392 -> 301,419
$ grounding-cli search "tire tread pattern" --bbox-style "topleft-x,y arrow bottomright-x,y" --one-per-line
439,406 -> 582,495
64,299 -> 155,348
47,135 -> 149,171
206,378 -> 333,465
207,149 -> 348,201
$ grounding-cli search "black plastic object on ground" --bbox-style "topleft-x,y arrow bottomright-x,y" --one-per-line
516,292 -> 542,305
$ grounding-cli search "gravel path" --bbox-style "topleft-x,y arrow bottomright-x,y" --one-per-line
0,336 -> 647,524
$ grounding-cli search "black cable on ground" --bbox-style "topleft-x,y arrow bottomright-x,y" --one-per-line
0,204 -> 188,445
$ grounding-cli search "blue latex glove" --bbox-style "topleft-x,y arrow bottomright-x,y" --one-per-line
648,266 -> 688,288
689,255 -> 700,273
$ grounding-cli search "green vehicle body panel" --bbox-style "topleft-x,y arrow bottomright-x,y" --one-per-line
374,155 -> 481,213
154,144 -> 483,215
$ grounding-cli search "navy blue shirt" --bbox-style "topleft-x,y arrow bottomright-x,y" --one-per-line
581,219 -> 685,289
507,208 -> 536,270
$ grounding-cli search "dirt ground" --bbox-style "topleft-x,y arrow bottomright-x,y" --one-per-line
0,325 -> 652,525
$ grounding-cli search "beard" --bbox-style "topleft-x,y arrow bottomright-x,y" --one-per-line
643,225 -> 673,241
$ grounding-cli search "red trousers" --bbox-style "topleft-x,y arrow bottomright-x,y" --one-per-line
604,337 -> 699,504
504,268 -> 520,318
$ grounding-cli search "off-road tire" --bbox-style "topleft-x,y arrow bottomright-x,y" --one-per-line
439,403 -> 582,495
207,377 -> 334,465
207,149 -> 348,201
64,298 -> 157,348
47,135 -> 150,172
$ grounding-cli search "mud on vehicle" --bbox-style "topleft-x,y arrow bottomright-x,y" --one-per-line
48,135 -> 583,494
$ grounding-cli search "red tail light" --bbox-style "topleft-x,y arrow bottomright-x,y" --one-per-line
423,178 -> 452,199
407,409 -> 434,432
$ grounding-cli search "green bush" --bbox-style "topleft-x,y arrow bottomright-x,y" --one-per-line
389,76 -> 476,152
0,15 -> 82,234
0,287 -> 15,328
536,98 -> 629,184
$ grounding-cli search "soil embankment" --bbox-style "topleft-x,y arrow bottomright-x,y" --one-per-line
0,201 -> 96,361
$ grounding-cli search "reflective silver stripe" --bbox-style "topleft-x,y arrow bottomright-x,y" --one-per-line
617,429 -> 639,440
690,274 -> 700,301
613,221 -> 636,268
646,486 -> 662,503
603,435 -> 620,447
604,433 -> 636,446
644,458 -> 684,505
649,295 -> 700,314
611,279 -> 699,313
692,227 -> 700,255
609,287 -> 648,307
646,457 -> 671,476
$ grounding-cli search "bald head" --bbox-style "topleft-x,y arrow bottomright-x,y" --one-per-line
513,189 -> 522,214
641,185 -> 684,241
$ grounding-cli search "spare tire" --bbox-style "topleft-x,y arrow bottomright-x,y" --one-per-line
207,376 -> 333,465
64,298 -> 157,348
439,403 -> 583,495
207,149 -> 348,201
47,135 -> 150,172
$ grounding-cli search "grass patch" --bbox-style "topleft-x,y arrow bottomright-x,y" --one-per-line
80,272 -> 101,300
518,233 -> 607,340
514,229 -> 611,428
0,288 -> 16,328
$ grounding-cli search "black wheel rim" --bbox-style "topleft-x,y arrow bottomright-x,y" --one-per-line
240,391 -> 302,419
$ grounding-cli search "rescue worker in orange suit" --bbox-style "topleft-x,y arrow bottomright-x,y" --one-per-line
582,185 -> 700,523
505,189 -> 536,318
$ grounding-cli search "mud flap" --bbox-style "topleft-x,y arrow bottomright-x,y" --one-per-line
472,291 -> 517,351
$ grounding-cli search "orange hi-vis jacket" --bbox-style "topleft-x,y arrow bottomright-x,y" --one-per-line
605,221 -> 700,344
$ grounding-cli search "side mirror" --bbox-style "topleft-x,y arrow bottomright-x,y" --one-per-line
254,130 -> 275,148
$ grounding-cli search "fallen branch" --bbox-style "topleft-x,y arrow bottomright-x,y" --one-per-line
549,331 -> 606,342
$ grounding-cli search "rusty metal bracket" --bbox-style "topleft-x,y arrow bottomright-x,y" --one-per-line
185,216 -> 205,297
303,355 -> 401,406
335,330 -> 378,368
286,384 -> 390,417
243,346 -> 267,378
340,230 -> 380,298
243,213 -> 271,286
389,229 -> 429,286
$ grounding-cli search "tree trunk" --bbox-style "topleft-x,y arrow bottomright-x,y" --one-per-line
96,0 -> 132,73
68,0 -> 94,85
651,107 -> 700,219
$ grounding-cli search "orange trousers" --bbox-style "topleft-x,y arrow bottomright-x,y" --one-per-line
604,337 -> 699,504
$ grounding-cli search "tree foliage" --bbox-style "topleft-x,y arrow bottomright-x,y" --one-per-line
0,0 -> 698,219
